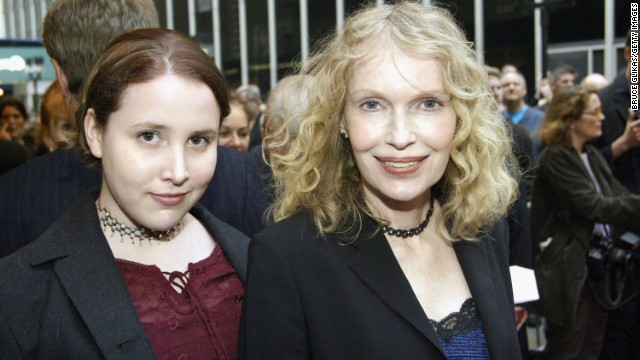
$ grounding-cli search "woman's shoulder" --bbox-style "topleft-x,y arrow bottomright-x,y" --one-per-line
253,211 -> 319,243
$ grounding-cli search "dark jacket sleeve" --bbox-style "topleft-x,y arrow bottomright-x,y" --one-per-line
239,232 -> 309,359
539,146 -> 640,226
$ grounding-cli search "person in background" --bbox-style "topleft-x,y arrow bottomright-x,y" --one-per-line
501,70 -> 545,157
502,63 -> 519,75
487,64 -> 533,359
254,74 -> 316,204
0,0 -> 268,259
236,84 -> 264,151
580,73 -> 609,92
38,81 -> 72,152
531,86 -> 640,360
536,65 -> 577,113
591,30 -> 640,360
0,28 -> 249,359
0,96 -> 28,144
548,64 -> 576,93
219,98 -> 250,152
240,2 -> 521,359
534,76 -> 553,108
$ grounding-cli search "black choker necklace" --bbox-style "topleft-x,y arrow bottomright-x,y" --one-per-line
381,196 -> 435,238
96,199 -> 182,245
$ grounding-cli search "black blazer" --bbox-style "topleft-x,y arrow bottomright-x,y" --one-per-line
0,188 -> 250,359
0,146 -> 268,258
592,75 -> 640,194
239,212 -> 520,359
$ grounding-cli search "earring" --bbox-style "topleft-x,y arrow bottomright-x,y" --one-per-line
340,132 -> 348,140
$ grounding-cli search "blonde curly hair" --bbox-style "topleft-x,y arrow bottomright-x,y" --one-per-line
268,1 -> 519,241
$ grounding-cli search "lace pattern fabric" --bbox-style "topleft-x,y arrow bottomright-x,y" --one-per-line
429,298 -> 489,359
116,245 -> 243,360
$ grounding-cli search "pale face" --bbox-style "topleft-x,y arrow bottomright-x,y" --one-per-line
571,93 -> 604,146
219,103 -> 249,152
501,72 -> 527,103
488,75 -> 503,104
43,107 -> 71,150
86,75 -> 220,231
343,44 -> 457,211
556,73 -> 575,90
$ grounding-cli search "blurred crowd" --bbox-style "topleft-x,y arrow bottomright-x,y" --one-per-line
0,1 -> 639,360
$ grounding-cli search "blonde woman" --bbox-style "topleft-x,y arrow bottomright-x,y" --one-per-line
239,2 -> 520,359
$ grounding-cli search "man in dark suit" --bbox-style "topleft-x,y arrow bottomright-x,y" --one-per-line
0,139 -> 27,175
0,0 -> 268,258
592,32 -> 640,195
591,30 -> 640,360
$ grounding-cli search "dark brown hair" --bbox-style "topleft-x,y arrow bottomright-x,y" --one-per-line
73,28 -> 230,167
539,86 -> 596,147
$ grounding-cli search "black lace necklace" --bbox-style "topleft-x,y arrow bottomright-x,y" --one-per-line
96,199 -> 182,245
381,196 -> 435,238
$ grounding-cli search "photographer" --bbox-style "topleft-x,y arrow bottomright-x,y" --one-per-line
531,86 -> 640,360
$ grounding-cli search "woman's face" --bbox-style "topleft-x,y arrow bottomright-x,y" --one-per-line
1,105 -> 26,140
572,93 -> 604,144
219,103 -> 249,152
343,44 -> 457,210
86,74 -> 220,230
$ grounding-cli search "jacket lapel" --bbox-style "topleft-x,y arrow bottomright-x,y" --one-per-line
454,233 -> 517,360
348,219 -> 445,356
30,188 -> 155,359
190,203 -> 250,283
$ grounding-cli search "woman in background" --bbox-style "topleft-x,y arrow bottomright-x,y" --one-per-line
240,2 -> 521,359
0,28 -> 248,359
219,98 -> 250,152
532,86 -> 640,359
0,96 -> 28,143
38,81 -> 72,153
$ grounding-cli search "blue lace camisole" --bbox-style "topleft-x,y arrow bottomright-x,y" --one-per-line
429,298 -> 490,359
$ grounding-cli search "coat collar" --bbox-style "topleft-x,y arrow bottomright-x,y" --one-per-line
347,216 -> 516,359
29,187 -> 155,359
28,187 -> 250,359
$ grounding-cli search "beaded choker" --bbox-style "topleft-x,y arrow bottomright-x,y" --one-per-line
96,199 -> 182,245
380,196 -> 435,238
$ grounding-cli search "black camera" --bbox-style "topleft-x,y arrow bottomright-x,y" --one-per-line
588,231 -> 640,280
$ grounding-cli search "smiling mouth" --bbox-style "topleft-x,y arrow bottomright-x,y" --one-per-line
383,160 -> 419,168
377,157 -> 426,176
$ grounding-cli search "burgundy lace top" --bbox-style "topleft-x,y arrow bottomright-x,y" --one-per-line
115,245 -> 243,360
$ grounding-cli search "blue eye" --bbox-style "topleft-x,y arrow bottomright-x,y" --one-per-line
421,98 -> 442,111
361,101 -> 380,111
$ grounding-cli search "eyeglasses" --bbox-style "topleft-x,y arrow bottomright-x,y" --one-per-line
583,107 -> 602,117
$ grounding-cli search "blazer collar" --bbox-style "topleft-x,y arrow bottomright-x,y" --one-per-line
348,217 -> 446,356
453,236 -> 516,360
347,216 -> 514,359
29,187 -> 156,359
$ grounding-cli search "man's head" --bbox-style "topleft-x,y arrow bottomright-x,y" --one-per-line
500,71 -> 527,111
235,84 -> 262,120
580,73 -> 609,92
485,65 -> 503,106
549,64 -> 576,93
43,0 -> 159,126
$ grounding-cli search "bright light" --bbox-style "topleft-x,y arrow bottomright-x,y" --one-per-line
0,55 -> 27,72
